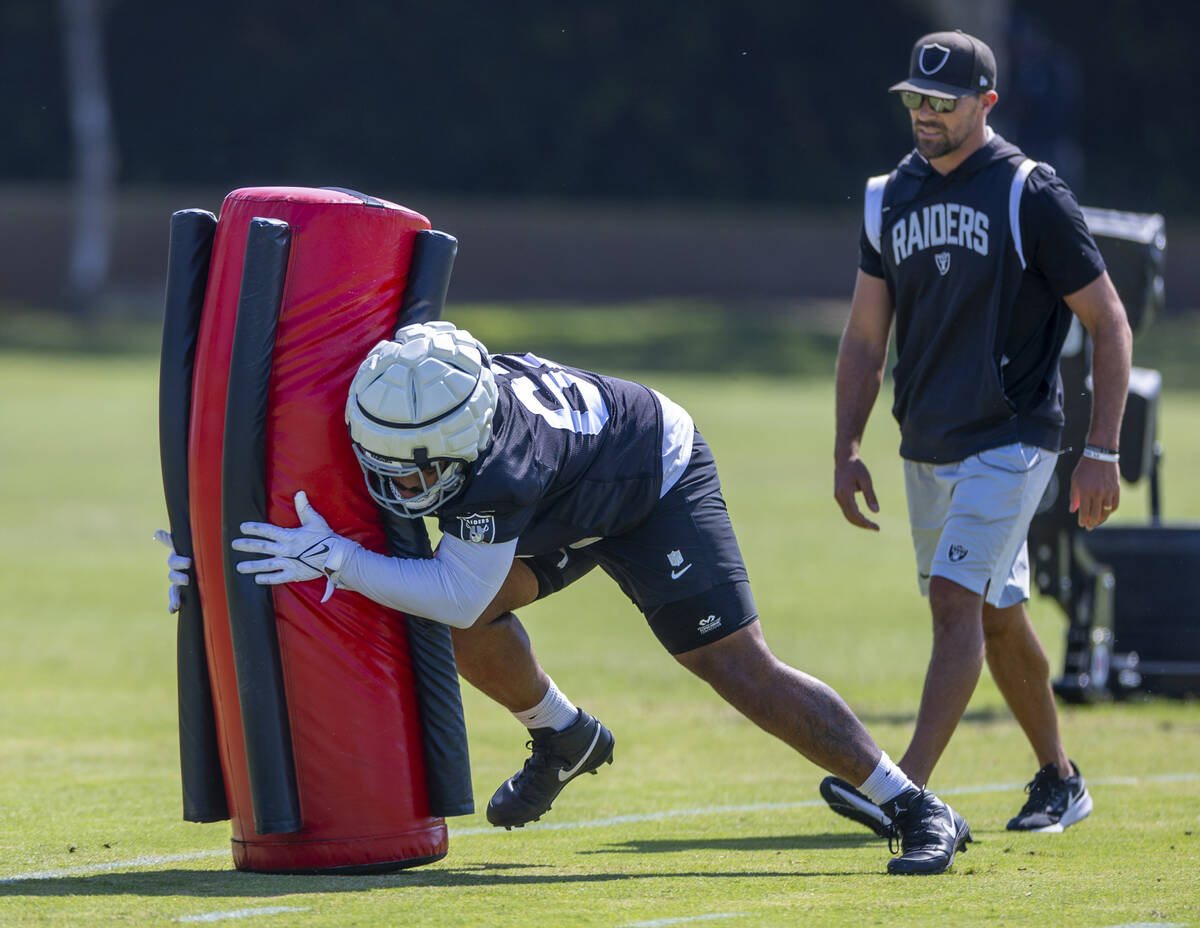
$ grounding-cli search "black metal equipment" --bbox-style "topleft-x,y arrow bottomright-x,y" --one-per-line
1028,207 -> 1200,701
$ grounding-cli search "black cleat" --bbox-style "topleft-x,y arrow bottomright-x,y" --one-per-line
486,708 -> 614,829
819,776 -> 895,839
883,788 -> 972,875
1006,761 -> 1093,833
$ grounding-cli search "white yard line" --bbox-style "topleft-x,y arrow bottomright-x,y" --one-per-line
451,800 -> 826,835
451,771 -> 1200,836
2,771 -> 1197,883
0,849 -> 227,883
173,906 -> 309,923
620,914 -> 748,927
1092,923 -> 1189,928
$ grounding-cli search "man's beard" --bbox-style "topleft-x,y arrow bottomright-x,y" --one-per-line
913,120 -> 971,160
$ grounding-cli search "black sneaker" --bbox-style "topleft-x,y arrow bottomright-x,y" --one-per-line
883,788 -> 972,875
1006,761 -> 1093,833
819,776 -> 895,839
486,708 -> 615,829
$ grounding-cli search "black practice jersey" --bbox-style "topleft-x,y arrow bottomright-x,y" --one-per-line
860,132 -> 1106,463
436,352 -> 665,555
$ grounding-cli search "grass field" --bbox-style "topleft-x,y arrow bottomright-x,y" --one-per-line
1,305 -> 1199,927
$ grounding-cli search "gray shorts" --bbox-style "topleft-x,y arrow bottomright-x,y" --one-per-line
904,442 -> 1057,608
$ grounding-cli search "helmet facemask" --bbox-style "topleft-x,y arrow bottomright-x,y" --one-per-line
353,446 -> 466,518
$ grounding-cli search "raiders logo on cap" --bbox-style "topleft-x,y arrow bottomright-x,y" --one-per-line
890,30 -> 997,99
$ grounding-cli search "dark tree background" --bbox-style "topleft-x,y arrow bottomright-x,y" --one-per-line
2,1 -> 1196,213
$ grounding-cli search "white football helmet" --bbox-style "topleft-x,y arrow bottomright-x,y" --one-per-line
346,321 -> 497,517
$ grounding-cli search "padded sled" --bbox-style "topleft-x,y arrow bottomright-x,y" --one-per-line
182,186 -> 468,872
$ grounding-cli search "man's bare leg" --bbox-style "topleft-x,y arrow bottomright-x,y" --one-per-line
982,600 -> 1072,774
897,576 -> 986,787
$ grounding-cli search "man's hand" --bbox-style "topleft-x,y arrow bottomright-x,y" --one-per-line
1069,457 -> 1120,530
155,529 -> 192,614
834,457 -> 881,531
231,491 -> 353,601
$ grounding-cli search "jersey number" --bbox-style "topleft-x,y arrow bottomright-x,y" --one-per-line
492,353 -> 610,435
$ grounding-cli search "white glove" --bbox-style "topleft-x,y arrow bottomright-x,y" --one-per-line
230,491 -> 356,603
155,529 -> 192,614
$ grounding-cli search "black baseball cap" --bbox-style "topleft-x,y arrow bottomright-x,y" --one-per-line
889,30 -> 997,99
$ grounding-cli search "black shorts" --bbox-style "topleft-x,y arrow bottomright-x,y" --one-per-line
520,433 -> 758,654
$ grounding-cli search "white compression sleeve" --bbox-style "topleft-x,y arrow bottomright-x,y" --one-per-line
328,532 -> 517,628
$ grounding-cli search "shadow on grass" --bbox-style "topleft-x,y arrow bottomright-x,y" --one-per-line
855,705 -> 1014,727
579,833 -> 881,854
0,859 -> 870,897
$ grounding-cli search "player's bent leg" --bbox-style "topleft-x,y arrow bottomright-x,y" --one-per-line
450,559 -> 544,712
674,621 -> 879,786
676,621 -> 970,873
452,554 -> 615,829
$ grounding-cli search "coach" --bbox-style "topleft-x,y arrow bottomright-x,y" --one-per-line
823,30 -> 1131,836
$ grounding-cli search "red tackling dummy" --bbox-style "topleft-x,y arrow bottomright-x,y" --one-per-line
187,187 -> 448,872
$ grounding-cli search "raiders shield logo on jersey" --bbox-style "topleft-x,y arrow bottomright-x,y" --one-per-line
935,251 -> 951,275
458,512 -> 497,544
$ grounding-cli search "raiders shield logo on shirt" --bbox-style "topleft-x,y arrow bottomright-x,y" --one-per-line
458,512 -> 497,544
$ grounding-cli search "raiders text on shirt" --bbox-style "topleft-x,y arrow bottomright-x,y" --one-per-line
892,202 -> 989,264
858,132 -> 1108,463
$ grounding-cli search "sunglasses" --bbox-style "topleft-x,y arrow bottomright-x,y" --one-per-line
898,90 -> 960,113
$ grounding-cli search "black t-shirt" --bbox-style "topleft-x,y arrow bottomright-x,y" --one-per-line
859,133 -> 1106,462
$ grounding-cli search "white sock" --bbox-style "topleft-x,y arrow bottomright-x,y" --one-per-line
857,751 -> 917,806
512,679 -> 579,732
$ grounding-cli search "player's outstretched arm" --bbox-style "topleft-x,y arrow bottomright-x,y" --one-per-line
231,491 -> 516,627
